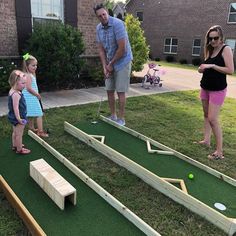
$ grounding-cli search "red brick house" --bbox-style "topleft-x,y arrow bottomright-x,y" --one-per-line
126,0 -> 236,65
0,0 -> 100,58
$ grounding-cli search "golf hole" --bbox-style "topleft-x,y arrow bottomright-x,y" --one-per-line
214,202 -> 226,211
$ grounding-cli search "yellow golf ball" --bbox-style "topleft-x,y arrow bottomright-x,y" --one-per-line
188,173 -> 194,179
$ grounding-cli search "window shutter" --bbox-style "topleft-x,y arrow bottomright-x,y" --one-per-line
64,0 -> 77,27
15,0 -> 32,53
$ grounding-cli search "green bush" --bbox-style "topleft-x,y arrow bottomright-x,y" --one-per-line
125,14 -> 149,72
0,59 -> 18,96
87,65 -> 104,82
25,22 -> 85,90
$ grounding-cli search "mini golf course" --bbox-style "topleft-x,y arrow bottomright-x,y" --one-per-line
0,133 -> 158,236
64,116 -> 236,236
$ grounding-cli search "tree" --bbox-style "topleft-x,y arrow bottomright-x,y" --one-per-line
125,14 -> 149,72
104,0 -> 115,10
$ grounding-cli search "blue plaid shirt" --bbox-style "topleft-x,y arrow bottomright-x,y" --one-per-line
96,16 -> 133,71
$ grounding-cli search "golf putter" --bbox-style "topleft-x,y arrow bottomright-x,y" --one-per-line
91,96 -> 103,124
39,99 -> 50,134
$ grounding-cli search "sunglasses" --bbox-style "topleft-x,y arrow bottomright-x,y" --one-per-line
208,36 -> 220,41
15,71 -> 26,78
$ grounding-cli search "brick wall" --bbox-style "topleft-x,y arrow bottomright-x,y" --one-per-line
0,0 -> 18,56
78,0 -> 100,56
0,0 -> 100,58
126,0 -> 236,64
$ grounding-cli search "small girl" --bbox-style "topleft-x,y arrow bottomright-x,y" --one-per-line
8,70 -> 31,154
22,53 -> 49,138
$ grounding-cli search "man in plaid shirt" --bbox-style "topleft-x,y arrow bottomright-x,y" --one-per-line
94,3 -> 133,126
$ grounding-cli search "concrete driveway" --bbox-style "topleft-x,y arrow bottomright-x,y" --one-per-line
0,66 -> 235,117
132,64 -> 236,99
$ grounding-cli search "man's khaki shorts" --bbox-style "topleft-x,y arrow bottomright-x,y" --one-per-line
105,61 -> 132,93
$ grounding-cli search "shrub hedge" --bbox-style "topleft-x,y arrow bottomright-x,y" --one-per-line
24,22 -> 85,91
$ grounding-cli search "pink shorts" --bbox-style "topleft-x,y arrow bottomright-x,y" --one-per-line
200,88 -> 227,106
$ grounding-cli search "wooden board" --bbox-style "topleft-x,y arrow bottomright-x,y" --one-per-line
100,115 -> 236,187
28,130 -> 160,236
0,175 -> 46,236
64,120 -> 236,236
30,158 -> 76,210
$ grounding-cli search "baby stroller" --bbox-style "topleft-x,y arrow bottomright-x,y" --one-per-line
141,63 -> 166,89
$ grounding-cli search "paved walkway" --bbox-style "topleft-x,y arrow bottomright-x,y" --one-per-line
0,66 -> 235,117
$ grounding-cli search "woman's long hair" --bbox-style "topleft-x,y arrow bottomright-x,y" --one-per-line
204,25 -> 224,59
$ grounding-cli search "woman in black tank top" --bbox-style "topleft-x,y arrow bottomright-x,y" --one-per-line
197,25 -> 234,160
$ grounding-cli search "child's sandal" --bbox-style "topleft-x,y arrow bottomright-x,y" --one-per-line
16,147 -> 31,155
12,144 -> 25,151
208,153 -> 224,160
37,131 -> 49,138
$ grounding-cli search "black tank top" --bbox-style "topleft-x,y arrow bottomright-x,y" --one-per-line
200,45 -> 227,91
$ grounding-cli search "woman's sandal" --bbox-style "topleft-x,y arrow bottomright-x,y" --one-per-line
37,131 -> 49,138
12,144 -> 25,151
208,153 -> 224,160
16,147 -> 31,155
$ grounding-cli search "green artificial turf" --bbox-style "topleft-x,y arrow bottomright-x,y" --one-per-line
76,120 -> 236,218
0,136 -> 145,236
2,90 -> 233,236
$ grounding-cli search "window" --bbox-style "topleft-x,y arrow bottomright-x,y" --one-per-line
192,39 -> 201,56
31,0 -> 64,25
228,3 -> 236,23
164,38 -> 178,54
136,11 -> 143,22
225,39 -> 236,54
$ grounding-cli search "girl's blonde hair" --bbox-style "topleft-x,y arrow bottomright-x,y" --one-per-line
204,25 -> 224,59
8,70 -> 25,88
22,54 -> 37,74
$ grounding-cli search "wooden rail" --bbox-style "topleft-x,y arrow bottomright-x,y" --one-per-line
0,175 -> 46,236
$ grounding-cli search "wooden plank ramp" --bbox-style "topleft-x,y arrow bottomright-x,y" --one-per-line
30,158 -> 77,210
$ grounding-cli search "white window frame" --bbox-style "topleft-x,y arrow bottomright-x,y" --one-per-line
31,0 -> 64,25
192,39 -> 201,56
225,38 -> 236,54
227,3 -> 236,23
136,11 -> 143,22
164,38 -> 178,54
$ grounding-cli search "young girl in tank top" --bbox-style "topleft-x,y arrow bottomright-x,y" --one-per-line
8,70 -> 31,154
22,53 -> 49,138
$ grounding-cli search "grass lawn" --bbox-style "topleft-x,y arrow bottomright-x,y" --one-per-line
1,90 -> 236,235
